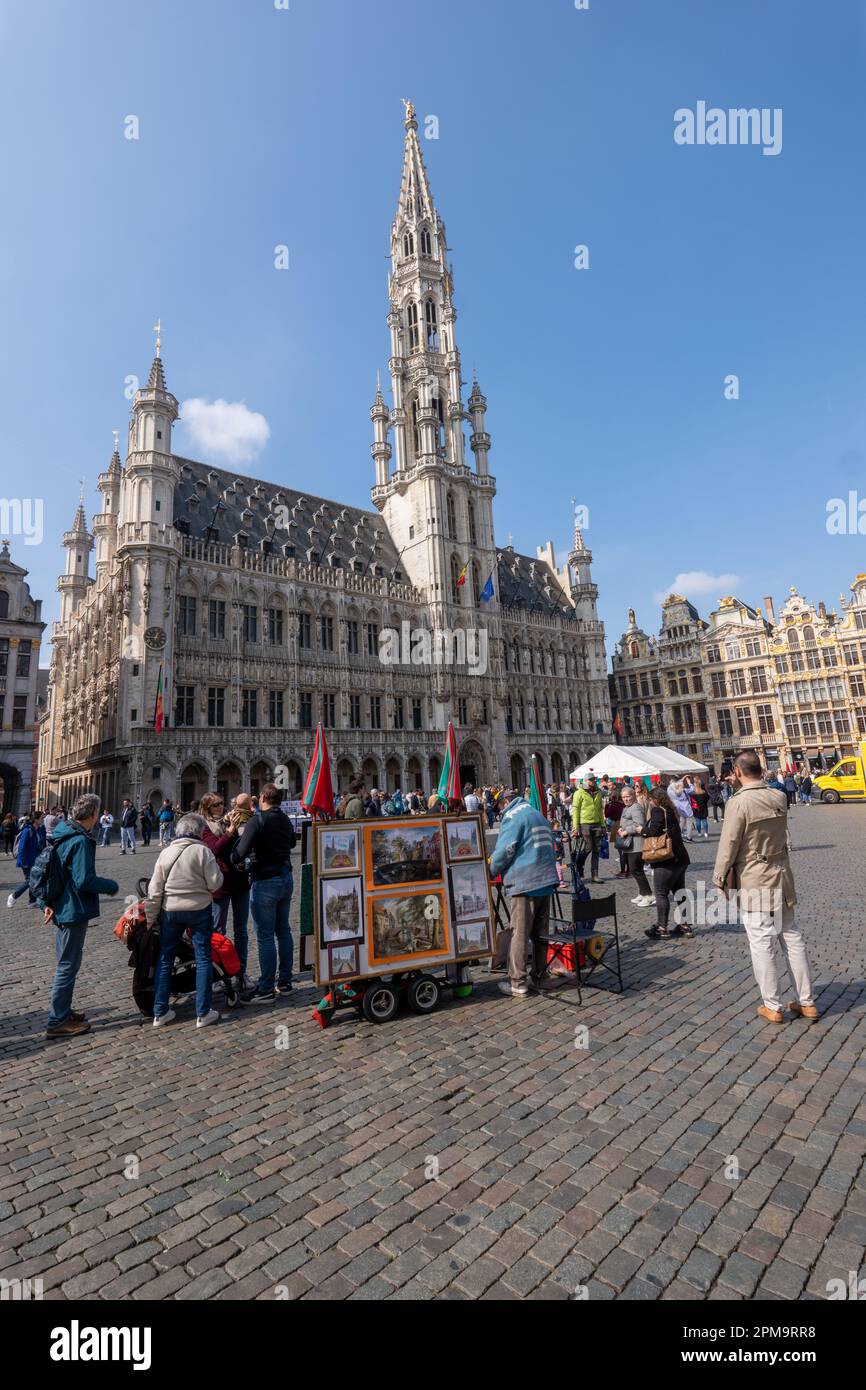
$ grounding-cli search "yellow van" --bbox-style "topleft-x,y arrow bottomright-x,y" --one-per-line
813,742 -> 866,803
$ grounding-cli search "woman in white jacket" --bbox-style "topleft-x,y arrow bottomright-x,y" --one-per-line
145,813 -> 224,1029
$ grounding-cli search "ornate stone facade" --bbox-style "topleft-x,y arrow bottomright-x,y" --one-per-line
37,110 -> 610,810
611,578 -> 866,772
0,541 -> 46,814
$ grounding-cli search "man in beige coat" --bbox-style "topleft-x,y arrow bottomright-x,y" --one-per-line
713,751 -> 818,1025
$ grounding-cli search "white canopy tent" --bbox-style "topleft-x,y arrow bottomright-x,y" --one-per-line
569,744 -> 709,783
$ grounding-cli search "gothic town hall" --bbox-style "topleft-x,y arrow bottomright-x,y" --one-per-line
38,106 -> 611,813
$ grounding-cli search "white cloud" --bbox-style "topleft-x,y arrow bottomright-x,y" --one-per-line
653,571 -> 743,605
179,398 -> 270,466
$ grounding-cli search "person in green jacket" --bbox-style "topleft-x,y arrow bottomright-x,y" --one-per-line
41,792 -> 119,1039
571,774 -> 605,883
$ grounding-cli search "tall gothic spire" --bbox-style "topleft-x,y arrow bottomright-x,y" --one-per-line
394,99 -> 436,230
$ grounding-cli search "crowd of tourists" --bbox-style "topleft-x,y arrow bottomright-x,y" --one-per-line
3,783 -> 297,1040
2,750 -> 819,1042
489,751 -> 818,1027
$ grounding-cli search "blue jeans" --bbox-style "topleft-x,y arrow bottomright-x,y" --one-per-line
212,889 -> 250,973
100,828 -> 112,846
250,869 -> 293,992
48,921 -> 88,1028
120,827 -> 136,852
153,907 -> 214,1020
12,866 -> 35,902
694,817 -> 708,835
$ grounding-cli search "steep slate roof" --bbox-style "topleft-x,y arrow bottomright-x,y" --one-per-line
496,548 -> 573,618
172,457 -> 406,580
172,457 -> 573,614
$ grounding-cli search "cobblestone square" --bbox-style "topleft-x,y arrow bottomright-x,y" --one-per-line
1,804 -> 864,1301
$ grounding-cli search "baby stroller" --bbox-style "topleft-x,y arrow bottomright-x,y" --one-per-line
114,878 -> 243,1016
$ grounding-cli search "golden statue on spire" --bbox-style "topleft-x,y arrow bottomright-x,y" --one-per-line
153,318 -> 162,358
403,98 -> 415,125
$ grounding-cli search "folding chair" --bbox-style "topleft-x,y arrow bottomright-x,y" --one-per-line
571,894 -> 624,993
534,914 -> 583,1004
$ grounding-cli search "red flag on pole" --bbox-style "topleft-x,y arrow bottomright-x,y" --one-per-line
437,720 -> 461,806
153,665 -> 165,733
302,722 -> 335,819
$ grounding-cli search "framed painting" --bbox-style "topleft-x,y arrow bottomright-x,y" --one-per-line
319,826 -> 360,874
455,918 -> 491,958
328,942 -> 360,981
367,887 -> 450,967
448,860 -> 491,925
320,875 -> 364,946
364,820 -> 444,889
445,818 -> 482,862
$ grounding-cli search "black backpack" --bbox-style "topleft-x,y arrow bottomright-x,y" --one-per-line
29,842 -> 69,906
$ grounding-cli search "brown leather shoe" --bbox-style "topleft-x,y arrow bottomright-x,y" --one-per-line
46,1017 -> 92,1040
756,1005 -> 784,1024
788,1001 -> 819,1023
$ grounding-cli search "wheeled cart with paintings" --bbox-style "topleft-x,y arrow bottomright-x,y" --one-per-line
310,812 -> 494,1028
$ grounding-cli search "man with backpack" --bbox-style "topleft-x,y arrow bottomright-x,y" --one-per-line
232,783 -> 297,1004
157,799 -> 175,846
7,812 -> 44,907
119,799 -> 138,854
36,793 -> 119,1040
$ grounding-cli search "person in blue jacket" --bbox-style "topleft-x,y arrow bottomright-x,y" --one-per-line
6,811 -> 45,907
39,793 -> 119,1040
489,793 -> 559,998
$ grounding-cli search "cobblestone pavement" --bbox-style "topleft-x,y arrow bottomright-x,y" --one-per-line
1,804 -> 864,1302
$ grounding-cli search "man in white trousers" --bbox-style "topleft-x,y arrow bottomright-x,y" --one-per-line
713,750 -> 818,1026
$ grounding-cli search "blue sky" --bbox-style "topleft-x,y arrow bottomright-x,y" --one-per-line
2,0 -> 866,661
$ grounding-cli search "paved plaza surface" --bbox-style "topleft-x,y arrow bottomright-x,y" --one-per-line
1,805 -> 865,1302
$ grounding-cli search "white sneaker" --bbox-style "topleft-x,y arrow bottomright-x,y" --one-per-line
6,893 -> 16,908
196,1009 -> 221,1028
630,895 -> 645,905
498,981 -> 530,998
638,895 -> 655,907
153,1009 -> 176,1027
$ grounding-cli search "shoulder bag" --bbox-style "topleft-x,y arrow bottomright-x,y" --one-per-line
642,809 -> 674,863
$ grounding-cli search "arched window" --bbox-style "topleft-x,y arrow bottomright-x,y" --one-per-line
402,231 -> 414,259
420,226 -> 432,256
407,301 -> 419,351
424,299 -> 438,350
472,562 -> 481,605
788,628 -> 800,649
468,501 -> 477,545
630,641 -> 639,658
434,395 -> 445,450
802,625 -> 815,645
0,591 -> 8,620
446,491 -> 456,539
